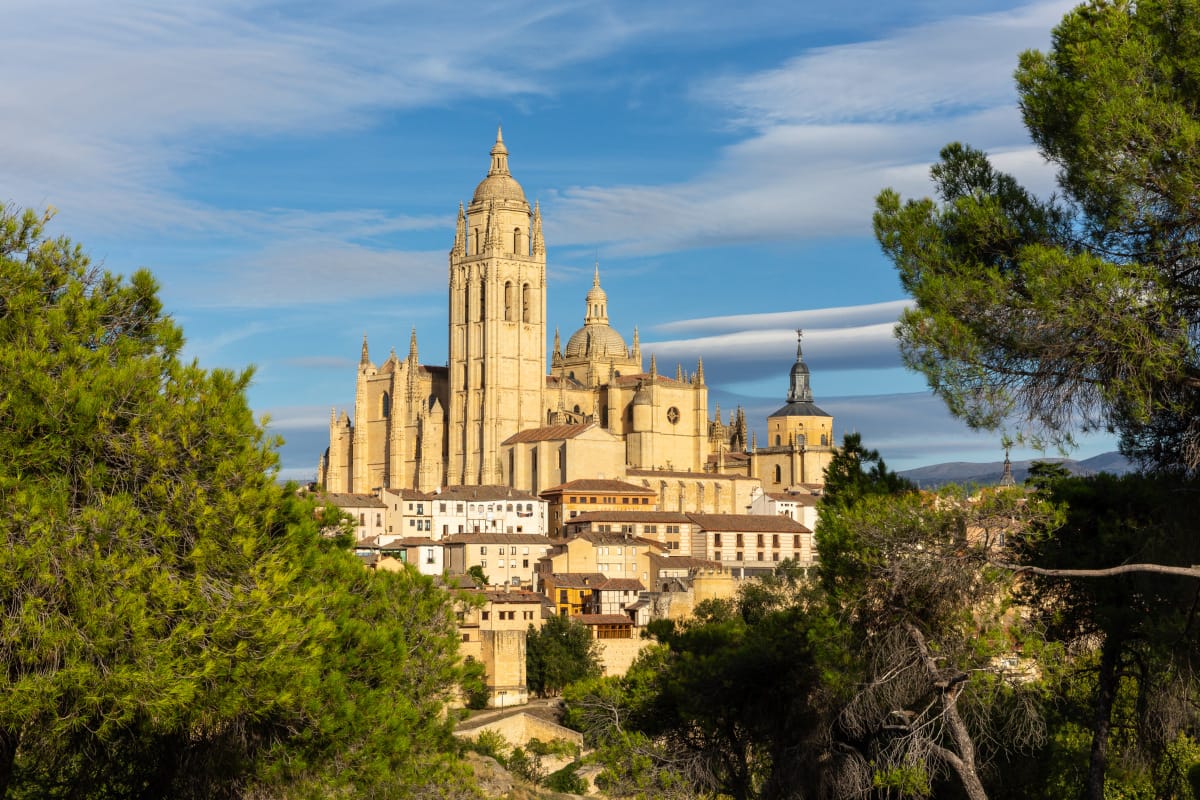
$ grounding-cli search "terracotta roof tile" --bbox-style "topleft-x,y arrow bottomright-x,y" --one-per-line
546,572 -> 607,588
579,614 -> 634,625
315,492 -> 386,508
502,423 -> 595,444
540,478 -> 656,495
566,511 -> 690,524
686,513 -> 811,533
441,533 -> 554,545
596,578 -> 644,591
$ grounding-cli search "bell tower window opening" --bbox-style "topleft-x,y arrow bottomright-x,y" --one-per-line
479,281 -> 486,320
513,227 -> 523,254
504,281 -> 514,321
522,283 -> 531,322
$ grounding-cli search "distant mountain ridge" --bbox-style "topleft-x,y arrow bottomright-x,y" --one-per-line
897,451 -> 1133,489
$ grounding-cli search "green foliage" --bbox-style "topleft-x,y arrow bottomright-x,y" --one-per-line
462,655 -> 490,710
525,615 -> 602,697
543,762 -> 589,794
1025,460 -> 1072,491
1015,473 -> 1200,800
466,564 -> 489,587
0,206 -> 473,798
874,0 -> 1200,473
461,729 -> 509,764
872,764 -> 932,798
506,747 -> 543,784
821,432 -> 915,508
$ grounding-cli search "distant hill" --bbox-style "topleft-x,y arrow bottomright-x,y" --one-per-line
897,451 -> 1133,489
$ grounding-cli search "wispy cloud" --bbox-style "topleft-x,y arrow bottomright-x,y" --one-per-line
654,299 -> 911,335
544,1 -> 1069,255
701,2 -> 1072,128
641,301 -> 907,386
169,243 -> 446,309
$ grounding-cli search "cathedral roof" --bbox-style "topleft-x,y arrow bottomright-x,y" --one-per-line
540,478 -> 657,495
769,330 -> 829,417
501,423 -> 596,444
563,264 -> 629,359
564,324 -> 629,358
767,400 -> 832,419
471,126 -> 529,207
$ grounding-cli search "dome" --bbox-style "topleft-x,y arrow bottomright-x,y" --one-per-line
472,173 -> 528,205
564,324 -> 628,359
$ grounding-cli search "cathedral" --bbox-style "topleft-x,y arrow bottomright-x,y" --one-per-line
318,130 -> 835,509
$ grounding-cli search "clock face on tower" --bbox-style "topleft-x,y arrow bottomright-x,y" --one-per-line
666,407 -> 680,425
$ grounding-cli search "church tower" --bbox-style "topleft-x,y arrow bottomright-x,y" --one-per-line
447,128 -> 546,484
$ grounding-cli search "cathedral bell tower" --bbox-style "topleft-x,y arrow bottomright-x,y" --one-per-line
447,128 -> 547,484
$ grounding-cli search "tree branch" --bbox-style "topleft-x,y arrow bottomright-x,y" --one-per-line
991,560 -> 1200,580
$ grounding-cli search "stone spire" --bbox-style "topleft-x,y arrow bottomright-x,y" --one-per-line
632,326 -> 641,361
999,448 -> 1016,487
649,354 -> 657,378
408,327 -> 419,363
696,357 -> 705,385
489,125 -> 509,176
532,200 -> 545,255
675,362 -> 684,382
484,199 -> 500,252
453,202 -> 466,256
787,329 -> 813,403
584,261 -> 609,326
360,333 -> 370,366
553,327 -> 562,358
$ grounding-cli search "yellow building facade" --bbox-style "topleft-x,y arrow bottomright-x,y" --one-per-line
318,132 -> 834,499
750,331 -> 835,490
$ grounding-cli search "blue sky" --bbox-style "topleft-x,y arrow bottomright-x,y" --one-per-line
2,0 -> 1114,480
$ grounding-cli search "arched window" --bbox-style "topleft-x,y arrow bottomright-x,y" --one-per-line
821,434 -> 828,446
473,228 -> 480,254
572,404 -> 581,415
774,435 -> 781,447
513,227 -> 523,254
522,283 -> 531,322
504,281 -> 514,321
479,281 -> 486,320
381,392 -> 390,418
774,465 -> 782,483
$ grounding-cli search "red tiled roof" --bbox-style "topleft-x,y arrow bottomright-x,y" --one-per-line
315,492 -> 386,508
579,614 -> 634,625
540,478 -> 656,495
765,492 -> 818,506
686,513 -> 810,533
596,578 -> 644,592
546,572 -> 607,588
502,424 -> 595,444
625,468 -> 751,482
441,533 -> 554,545
575,531 -> 667,549
566,511 -> 690,524
432,485 -> 541,502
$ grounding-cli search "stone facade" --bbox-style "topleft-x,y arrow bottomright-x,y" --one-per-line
317,130 -> 825,498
